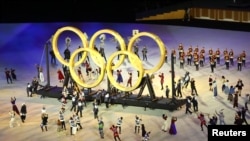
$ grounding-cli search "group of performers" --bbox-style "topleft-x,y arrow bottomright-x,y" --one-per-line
168,43 -> 247,71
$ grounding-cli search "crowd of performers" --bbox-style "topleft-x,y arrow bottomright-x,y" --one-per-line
5,42 -> 249,140
167,43 -> 247,72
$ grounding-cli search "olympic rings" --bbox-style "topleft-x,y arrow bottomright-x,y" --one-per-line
52,26 -> 166,92
106,51 -> 144,92
127,32 -> 166,74
52,26 -> 89,67
88,29 -> 127,70
69,48 -> 106,88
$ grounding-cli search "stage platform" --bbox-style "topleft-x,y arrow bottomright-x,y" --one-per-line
37,86 -> 186,111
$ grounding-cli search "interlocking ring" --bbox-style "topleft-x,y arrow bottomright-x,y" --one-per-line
106,51 -> 144,91
52,26 -> 166,92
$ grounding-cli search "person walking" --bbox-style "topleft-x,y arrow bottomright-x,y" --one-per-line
215,109 -> 226,125
74,114 -> 83,130
40,113 -> 48,132
190,78 -> 198,96
20,103 -> 27,123
185,97 -> 192,114
135,115 -> 142,133
191,95 -> 198,112
197,112 -> 208,131
110,125 -> 121,141
5,68 -> 13,84
98,117 -> 104,139
116,117 -> 123,134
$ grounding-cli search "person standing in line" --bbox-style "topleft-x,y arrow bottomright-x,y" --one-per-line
98,117 -> 104,139
5,68 -> 13,84
20,103 -> 27,123
142,46 -> 148,61
215,109 -> 226,125
116,117 -> 123,134
40,113 -> 48,132
158,72 -> 164,90
237,56 -> 242,71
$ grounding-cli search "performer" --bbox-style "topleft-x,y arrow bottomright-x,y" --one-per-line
178,43 -> 184,59
20,103 -> 27,123
197,112 -> 208,131
49,48 -> 56,65
200,47 -> 205,63
193,52 -> 199,71
110,125 -> 121,141
39,67 -> 44,83
208,48 -> 213,61
142,46 -> 148,61
241,50 -> 246,67
127,72 -> 132,87
11,97 -> 20,116
171,49 -> 176,64
179,54 -> 185,69
208,75 -> 213,91
215,48 -> 221,64
9,110 -> 20,128
116,70 -> 123,83
116,117 -> 123,134
210,57 -> 215,73
134,45 -> 140,58
135,115 -> 142,133
161,114 -> 168,132
186,51 -> 192,66
158,72 -> 164,90
10,68 -> 16,80
199,52 -> 205,67
116,45 -> 121,60
169,117 -> 177,135
229,49 -> 234,66
98,117 -> 104,139
57,69 -> 65,83
224,54 -> 230,70
5,68 -> 12,84
237,56 -> 243,71
41,113 -> 48,132
77,67 -> 84,80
